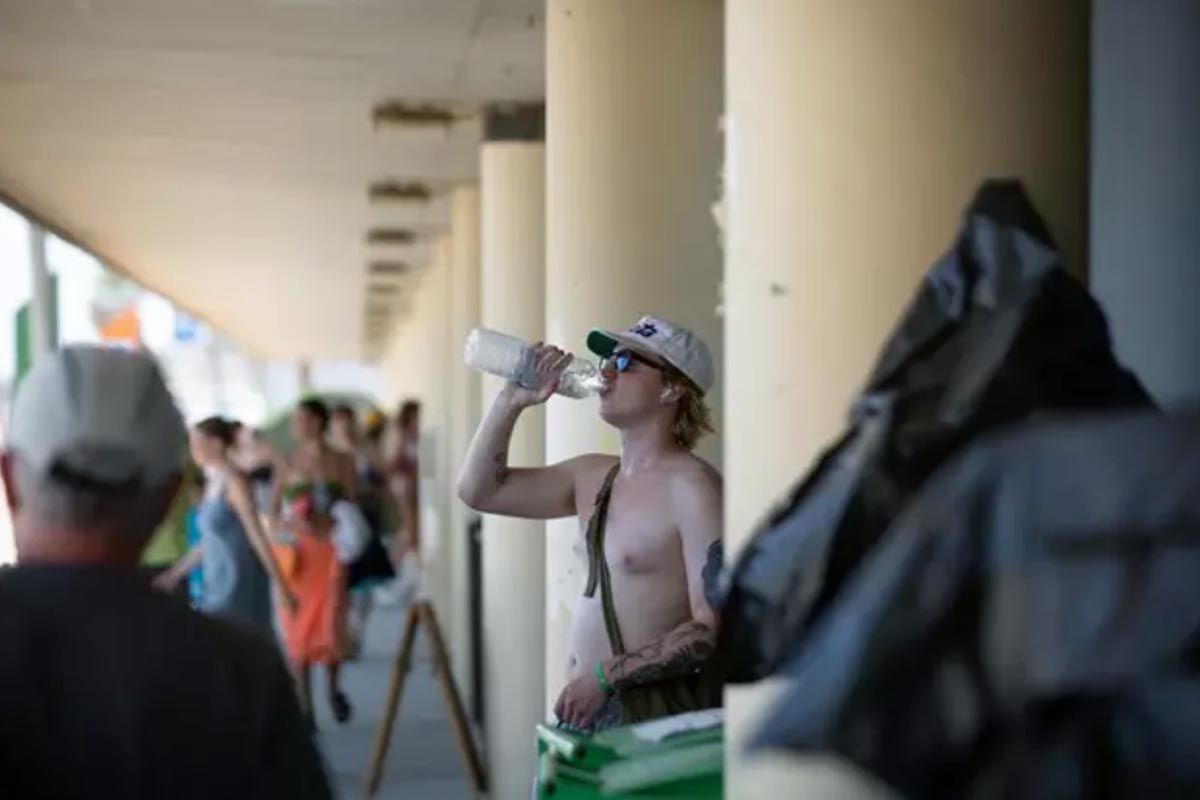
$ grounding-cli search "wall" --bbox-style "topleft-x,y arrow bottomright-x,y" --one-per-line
1091,0 -> 1200,407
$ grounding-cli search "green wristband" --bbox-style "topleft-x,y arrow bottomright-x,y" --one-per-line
595,661 -> 614,696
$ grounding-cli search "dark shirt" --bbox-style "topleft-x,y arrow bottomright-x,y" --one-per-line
0,563 -> 332,799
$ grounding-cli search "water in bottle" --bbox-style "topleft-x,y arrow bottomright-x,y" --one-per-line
463,328 -> 603,399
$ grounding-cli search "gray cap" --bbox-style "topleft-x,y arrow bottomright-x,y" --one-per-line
7,346 -> 187,485
587,316 -> 715,395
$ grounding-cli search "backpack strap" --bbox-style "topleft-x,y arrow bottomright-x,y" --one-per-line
582,463 -> 626,655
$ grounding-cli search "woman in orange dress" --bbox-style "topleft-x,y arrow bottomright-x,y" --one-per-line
272,398 -> 357,723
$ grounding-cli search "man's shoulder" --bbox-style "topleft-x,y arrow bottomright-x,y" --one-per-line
0,562 -> 127,601
151,595 -> 286,678
667,453 -> 723,494
663,454 -> 722,528
576,453 -> 621,471
0,566 -> 285,700
566,453 -> 621,483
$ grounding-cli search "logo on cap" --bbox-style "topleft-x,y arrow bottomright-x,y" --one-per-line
631,321 -> 659,339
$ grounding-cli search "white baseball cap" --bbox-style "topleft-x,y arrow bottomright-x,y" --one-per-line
587,316 -> 715,395
6,346 -> 187,485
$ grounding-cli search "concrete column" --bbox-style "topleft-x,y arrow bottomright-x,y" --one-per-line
723,2 -> 1089,796
1092,0 -> 1200,407
544,0 -> 724,711
426,237 -> 455,625
420,238 -> 454,618
479,136 -> 547,800
28,223 -> 54,360
447,186 -> 482,709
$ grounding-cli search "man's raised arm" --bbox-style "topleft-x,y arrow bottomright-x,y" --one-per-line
457,344 -> 588,520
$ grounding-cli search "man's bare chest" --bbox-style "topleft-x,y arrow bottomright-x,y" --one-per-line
579,477 -> 681,577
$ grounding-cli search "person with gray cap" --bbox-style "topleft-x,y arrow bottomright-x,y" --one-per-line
0,346 -> 331,799
459,316 -> 723,732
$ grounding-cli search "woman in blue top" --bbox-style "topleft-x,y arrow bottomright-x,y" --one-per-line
157,418 -> 295,637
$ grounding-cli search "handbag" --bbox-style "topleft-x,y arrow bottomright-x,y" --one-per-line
330,500 -> 370,563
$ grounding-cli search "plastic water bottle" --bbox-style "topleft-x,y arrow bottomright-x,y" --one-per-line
463,328 -> 603,399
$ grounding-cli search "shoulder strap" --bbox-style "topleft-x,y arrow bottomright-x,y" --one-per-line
582,463 -> 627,655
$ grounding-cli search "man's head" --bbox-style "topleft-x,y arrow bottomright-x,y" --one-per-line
587,316 -> 715,450
1,346 -> 187,565
330,404 -> 357,444
291,398 -> 330,443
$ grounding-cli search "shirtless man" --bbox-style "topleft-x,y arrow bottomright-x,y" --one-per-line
458,316 -> 722,731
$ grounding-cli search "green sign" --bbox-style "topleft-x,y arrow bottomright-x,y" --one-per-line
13,275 -> 59,382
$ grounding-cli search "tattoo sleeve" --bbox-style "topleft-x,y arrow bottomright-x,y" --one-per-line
702,540 -> 724,611
491,448 -> 510,486
606,620 -> 716,691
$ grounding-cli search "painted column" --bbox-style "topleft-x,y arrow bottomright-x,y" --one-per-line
479,123 -> 547,800
1092,0 -> 1200,407
723,1 -> 1089,796
543,0 -> 724,711
447,186 -> 482,709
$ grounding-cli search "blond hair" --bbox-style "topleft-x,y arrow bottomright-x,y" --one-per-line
664,370 -> 714,451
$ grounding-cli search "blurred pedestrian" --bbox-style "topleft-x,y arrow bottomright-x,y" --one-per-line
388,400 -> 421,564
156,418 -> 296,638
330,405 -> 395,658
272,398 -> 356,723
372,400 -> 422,608
236,425 -> 284,516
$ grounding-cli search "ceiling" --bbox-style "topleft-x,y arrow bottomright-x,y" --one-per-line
0,0 -> 544,358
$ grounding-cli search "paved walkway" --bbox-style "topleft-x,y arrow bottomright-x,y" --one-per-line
312,601 -> 476,799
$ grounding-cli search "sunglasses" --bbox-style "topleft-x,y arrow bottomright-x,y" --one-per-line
601,349 -> 665,374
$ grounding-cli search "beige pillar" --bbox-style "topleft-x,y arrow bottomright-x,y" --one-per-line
723,2 -> 1088,796
447,186 -> 482,709
426,238 -> 455,625
1092,0 -> 1200,407
479,141 -> 547,800
544,0 -> 723,710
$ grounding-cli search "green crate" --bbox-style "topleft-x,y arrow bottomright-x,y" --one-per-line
536,710 -> 724,799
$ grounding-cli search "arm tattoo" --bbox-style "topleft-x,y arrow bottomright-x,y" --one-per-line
492,449 -> 510,485
607,620 -> 715,691
702,540 -> 724,611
